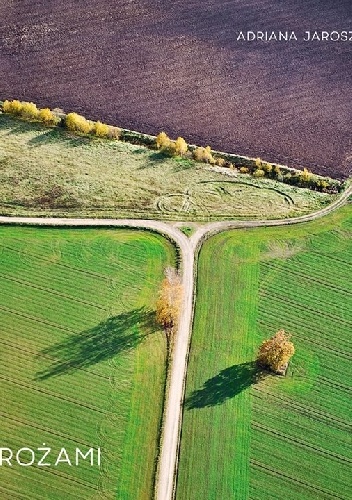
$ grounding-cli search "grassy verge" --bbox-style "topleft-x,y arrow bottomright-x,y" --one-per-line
176,205 -> 352,499
0,226 -> 175,499
0,115 -> 333,221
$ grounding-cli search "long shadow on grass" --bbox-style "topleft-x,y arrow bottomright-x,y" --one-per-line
28,128 -> 90,147
35,307 -> 157,380
185,361 -> 262,409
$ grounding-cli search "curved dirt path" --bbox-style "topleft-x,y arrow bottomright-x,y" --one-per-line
0,183 -> 350,500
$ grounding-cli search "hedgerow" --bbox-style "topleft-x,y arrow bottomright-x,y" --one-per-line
3,99 -> 60,126
0,98 -> 343,194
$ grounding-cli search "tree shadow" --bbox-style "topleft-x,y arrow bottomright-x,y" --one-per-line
185,361 -> 263,410
35,307 -> 157,380
136,151 -> 168,170
172,158 -> 194,172
28,128 -> 89,147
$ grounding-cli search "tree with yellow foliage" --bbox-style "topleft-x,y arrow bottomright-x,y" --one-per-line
299,167 -> 313,184
65,112 -> 94,134
174,136 -> 188,156
192,145 -> 214,163
20,101 -> 39,120
257,329 -> 294,374
156,131 -> 171,150
2,99 -> 23,115
93,121 -> 110,138
38,108 -> 60,126
156,267 -> 183,342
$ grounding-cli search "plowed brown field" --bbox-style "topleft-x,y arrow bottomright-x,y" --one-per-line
0,0 -> 351,178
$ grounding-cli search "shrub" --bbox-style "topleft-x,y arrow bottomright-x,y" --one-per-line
317,179 -> 329,191
174,136 -> 188,156
192,145 -> 214,163
156,131 -> 170,150
108,126 -> 121,139
262,161 -> 273,174
155,131 -> 187,156
239,166 -> 249,174
65,112 -> 94,134
93,121 -> 110,138
255,157 -> 263,169
253,168 -> 265,178
38,108 -> 60,126
299,167 -> 312,184
20,101 -> 39,120
215,157 -> 226,167
3,99 -> 23,115
271,165 -> 281,179
166,141 -> 177,156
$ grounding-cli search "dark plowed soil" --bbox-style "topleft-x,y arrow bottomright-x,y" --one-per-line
0,0 -> 351,178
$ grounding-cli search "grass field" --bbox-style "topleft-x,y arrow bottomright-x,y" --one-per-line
177,204 -> 352,499
0,226 -> 175,499
0,115 -> 333,221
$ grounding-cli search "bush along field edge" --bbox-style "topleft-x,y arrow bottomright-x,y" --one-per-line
0,99 -> 344,195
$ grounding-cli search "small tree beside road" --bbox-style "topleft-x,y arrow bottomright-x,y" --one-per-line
156,267 -> 183,343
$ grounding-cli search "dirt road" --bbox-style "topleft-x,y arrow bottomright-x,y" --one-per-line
0,183 -> 350,500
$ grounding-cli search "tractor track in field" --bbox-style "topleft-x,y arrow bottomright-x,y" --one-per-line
0,183 -> 351,500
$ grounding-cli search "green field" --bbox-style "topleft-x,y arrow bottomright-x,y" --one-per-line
0,226 -> 175,499
177,205 -> 352,499
0,114 -> 332,221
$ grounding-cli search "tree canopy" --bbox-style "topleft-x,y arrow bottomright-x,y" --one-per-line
257,329 -> 294,373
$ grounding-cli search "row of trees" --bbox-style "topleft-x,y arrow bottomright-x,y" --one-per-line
2,100 -> 121,139
65,112 -> 120,138
156,131 -> 236,168
1,99 -> 341,193
155,131 -> 340,193
3,99 -> 60,126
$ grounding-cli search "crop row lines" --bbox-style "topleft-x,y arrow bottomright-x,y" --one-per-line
262,262 -> 352,297
305,384 -> 351,411
0,273 -> 108,310
250,460 -> 345,499
4,357 -> 113,404
1,244 -> 111,281
0,296 -> 117,332
0,410 -> 97,448
252,406 -> 350,453
265,251 -> 350,277
252,422 -> 352,464
252,389 -> 351,431
0,398 -> 102,444
0,266 -> 112,304
12,462 -> 99,492
317,376 -> 352,394
259,300 -> 352,342
309,249 -> 352,268
263,252 -> 350,278
0,337 -> 111,381
0,305 -> 77,333
0,374 -> 107,414
260,286 -> 352,327
259,314 -> 352,359
258,309 -> 351,345
0,483 -> 28,499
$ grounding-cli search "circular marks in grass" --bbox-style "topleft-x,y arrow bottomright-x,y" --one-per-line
156,180 -> 295,218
